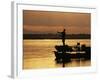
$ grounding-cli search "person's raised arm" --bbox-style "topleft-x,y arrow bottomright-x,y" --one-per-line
57,31 -> 62,34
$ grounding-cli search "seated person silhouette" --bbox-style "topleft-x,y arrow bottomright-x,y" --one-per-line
76,42 -> 81,51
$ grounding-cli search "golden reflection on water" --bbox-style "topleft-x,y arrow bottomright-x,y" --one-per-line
23,39 -> 91,69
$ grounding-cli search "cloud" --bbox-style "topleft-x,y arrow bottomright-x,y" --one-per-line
23,10 -> 90,26
23,25 -> 90,34
23,10 -> 91,34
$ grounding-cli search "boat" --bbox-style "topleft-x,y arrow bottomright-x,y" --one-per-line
54,45 -> 91,63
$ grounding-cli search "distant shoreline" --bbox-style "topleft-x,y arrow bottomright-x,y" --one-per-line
23,34 -> 90,39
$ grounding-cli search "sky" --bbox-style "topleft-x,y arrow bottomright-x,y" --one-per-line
23,10 -> 91,34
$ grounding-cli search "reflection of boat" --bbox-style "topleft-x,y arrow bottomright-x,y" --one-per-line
54,45 -> 91,63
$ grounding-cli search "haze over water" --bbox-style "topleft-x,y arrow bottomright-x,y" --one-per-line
23,39 -> 91,69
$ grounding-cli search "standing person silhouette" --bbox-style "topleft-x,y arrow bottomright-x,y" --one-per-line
58,29 -> 66,46
58,29 -> 66,67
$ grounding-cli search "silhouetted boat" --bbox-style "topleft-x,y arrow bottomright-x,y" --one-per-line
54,45 -> 91,63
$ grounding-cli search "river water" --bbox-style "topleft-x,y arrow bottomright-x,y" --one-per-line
23,39 -> 91,69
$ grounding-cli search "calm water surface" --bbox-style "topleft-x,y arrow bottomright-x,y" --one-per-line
23,39 -> 91,69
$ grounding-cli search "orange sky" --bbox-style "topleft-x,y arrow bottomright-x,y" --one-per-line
23,10 -> 91,34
